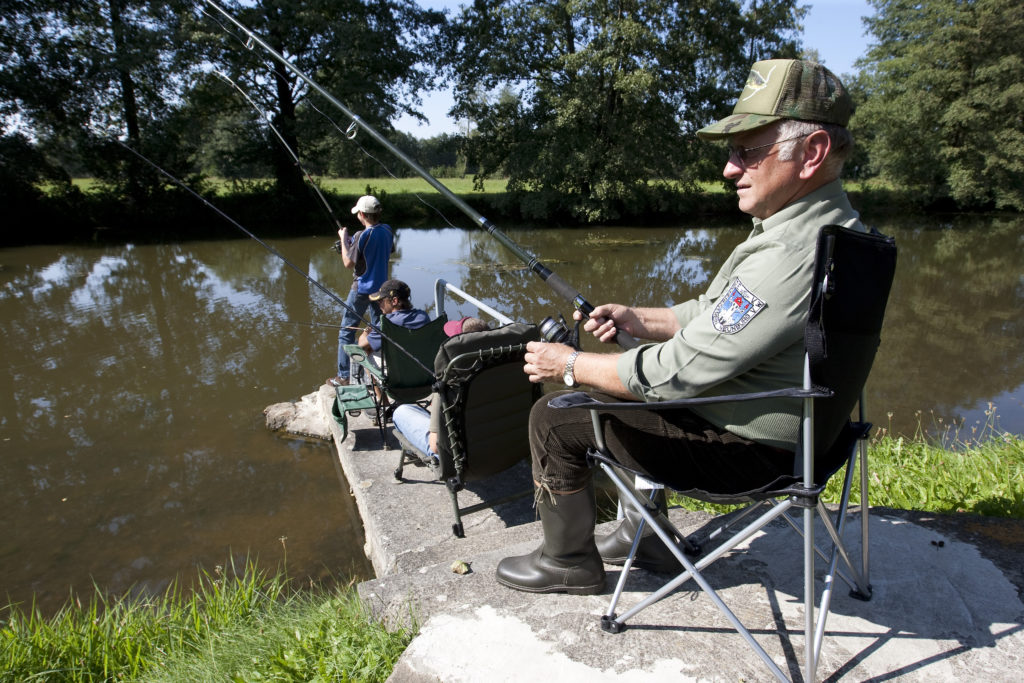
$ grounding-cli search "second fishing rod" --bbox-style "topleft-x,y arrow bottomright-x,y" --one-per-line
203,0 -> 638,351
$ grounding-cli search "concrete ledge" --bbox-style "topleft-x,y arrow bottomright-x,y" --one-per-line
316,384 -> 1024,681
374,512 -> 1024,682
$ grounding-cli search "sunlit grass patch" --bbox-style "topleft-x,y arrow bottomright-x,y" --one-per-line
671,406 -> 1024,518
0,558 -> 414,683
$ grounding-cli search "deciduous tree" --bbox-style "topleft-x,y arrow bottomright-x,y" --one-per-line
853,0 -> 1024,209
1,0 -> 192,195
442,0 -> 804,222
189,0 -> 444,193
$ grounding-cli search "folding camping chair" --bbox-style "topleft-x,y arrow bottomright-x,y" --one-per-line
550,225 -> 897,682
332,314 -> 448,445
392,322 -> 541,537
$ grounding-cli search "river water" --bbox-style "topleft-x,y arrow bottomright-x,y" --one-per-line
2,214 -> 1022,615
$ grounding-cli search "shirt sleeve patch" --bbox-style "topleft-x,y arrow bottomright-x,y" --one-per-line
711,278 -> 767,334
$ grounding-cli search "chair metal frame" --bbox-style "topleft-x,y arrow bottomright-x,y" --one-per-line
577,380 -> 872,682
393,322 -> 540,537
552,224 -> 895,681
343,314 -> 449,444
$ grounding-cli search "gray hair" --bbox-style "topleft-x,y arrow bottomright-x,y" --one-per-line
775,120 -> 853,177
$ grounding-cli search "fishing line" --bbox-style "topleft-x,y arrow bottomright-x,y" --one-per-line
114,140 -> 436,376
272,319 -> 344,330
305,99 -> 463,231
214,70 -> 344,233
202,0 -> 639,350
205,6 -> 463,248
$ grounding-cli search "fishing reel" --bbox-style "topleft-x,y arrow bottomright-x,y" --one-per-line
330,239 -> 342,253
539,313 -> 581,350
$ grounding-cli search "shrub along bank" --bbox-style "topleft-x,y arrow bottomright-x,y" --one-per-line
4,177 -> 964,247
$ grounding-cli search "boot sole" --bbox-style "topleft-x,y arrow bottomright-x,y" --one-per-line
495,576 -> 604,595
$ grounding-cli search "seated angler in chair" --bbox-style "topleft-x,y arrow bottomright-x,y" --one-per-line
357,279 -> 430,361
331,279 -> 444,442
390,316 -> 541,537
497,59 -> 863,595
352,278 -> 429,391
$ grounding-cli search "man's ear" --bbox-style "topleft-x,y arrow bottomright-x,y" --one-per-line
799,130 -> 831,179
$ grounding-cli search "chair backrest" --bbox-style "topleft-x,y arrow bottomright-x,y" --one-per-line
432,323 -> 541,482
379,314 -> 449,404
806,225 -> 897,463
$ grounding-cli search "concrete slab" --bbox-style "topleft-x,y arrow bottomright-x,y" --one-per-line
372,513 -> 1024,682
318,385 -> 537,575
315,386 -> 1024,681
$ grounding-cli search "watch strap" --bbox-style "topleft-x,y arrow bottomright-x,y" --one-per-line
564,350 -> 581,387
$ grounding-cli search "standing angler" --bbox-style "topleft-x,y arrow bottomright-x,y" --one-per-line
497,59 -> 863,594
328,195 -> 394,387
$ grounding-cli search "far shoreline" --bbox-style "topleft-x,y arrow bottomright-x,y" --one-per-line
4,179 -> 1014,248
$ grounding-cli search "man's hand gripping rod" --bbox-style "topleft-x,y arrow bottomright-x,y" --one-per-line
203,0 -> 638,351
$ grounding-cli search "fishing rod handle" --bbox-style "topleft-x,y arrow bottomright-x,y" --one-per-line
542,272 -> 640,350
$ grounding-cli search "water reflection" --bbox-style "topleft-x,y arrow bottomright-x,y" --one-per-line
2,215 -> 1022,616
1,239 -> 372,616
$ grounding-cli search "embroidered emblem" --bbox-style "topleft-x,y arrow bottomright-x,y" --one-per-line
741,63 -> 778,102
711,279 -> 767,334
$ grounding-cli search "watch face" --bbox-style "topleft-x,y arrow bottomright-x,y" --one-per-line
563,372 -> 576,387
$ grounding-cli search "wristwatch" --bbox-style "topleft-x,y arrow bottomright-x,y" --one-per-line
563,350 -> 581,388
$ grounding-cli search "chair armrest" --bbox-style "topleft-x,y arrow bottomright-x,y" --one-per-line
548,385 -> 832,412
343,344 -> 383,380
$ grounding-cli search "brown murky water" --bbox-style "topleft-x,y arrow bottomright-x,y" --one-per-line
2,214 -> 1022,615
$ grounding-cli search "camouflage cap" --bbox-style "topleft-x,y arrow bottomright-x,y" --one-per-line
697,59 -> 851,139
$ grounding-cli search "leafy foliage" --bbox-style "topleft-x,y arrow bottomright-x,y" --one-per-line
186,0 -> 445,190
671,410 -> 1024,518
0,0 -> 195,194
852,0 -> 1024,209
441,0 -> 804,222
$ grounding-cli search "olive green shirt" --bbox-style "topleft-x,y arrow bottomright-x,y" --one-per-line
616,180 -> 864,449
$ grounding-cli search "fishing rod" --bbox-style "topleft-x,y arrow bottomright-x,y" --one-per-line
213,70 -> 344,234
275,319 -> 345,330
202,0 -> 638,351
115,140 -> 436,376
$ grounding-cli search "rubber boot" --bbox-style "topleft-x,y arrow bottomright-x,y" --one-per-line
596,489 -> 682,574
495,482 -> 606,595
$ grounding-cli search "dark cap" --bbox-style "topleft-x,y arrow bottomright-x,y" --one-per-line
697,59 -> 851,139
368,279 -> 410,302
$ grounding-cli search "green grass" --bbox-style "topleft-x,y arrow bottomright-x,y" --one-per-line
0,559 -> 414,683
672,409 -> 1024,518
68,176 -> 507,197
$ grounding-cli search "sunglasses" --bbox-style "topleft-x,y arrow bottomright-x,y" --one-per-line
727,134 -> 811,168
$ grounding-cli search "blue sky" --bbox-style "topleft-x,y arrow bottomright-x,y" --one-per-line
394,0 -> 874,137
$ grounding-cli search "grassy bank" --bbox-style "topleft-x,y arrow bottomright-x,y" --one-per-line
0,560 -> 413,683
5,422 -> 1022,681
673,414 -> 1024,517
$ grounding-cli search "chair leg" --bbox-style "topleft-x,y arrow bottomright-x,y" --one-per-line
597,485 -> 698,571
597,460 -> 790,682
394,448 -> 406,481
446,477 -> 466,538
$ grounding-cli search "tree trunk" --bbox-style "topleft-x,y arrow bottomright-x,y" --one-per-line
109,0 -> 143,202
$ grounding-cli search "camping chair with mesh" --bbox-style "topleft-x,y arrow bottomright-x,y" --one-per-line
392,322 -> 541,537
550,225 -> 897,682
332,314 -> 448,445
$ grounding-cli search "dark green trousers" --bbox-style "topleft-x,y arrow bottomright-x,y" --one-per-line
528,390 -> 794,495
